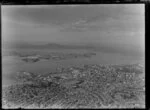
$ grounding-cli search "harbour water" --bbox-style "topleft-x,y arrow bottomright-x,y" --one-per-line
2,48 -> 144,86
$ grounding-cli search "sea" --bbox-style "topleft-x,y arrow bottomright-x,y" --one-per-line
2,48 -> 144,86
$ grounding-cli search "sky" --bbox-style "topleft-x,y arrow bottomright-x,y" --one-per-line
2,5 -> 144,52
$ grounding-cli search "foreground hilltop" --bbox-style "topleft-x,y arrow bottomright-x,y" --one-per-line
2,63 -> 145,109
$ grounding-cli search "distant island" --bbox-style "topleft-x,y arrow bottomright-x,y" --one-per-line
14,52 -> 96,63
3,42 -> 95,50
2,42 -> 143,57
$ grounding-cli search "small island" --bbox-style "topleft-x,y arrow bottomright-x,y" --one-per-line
20,52 -> 97,63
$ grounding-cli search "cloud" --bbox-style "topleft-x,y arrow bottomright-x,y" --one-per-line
3,5 -> 143,27
2,4 -> 144,33
2,4 -> 144,46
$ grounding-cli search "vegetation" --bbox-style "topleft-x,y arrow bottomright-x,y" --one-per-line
2,63 -> 145,108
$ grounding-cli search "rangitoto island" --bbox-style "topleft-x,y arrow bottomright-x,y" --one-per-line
2,63 -> 145,108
